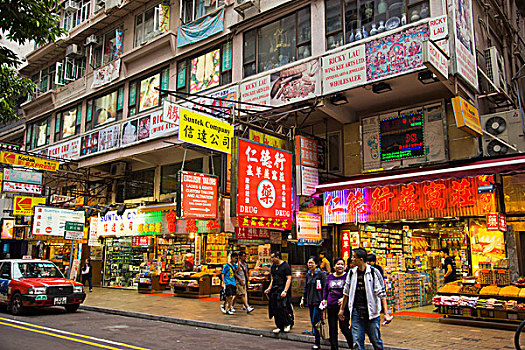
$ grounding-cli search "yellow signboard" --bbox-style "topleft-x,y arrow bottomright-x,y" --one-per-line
0,151 -> 60,172
451,96 -> 482,137
13,196 -> 46,216
178,108 -> 234,154
249,129 -> 288,150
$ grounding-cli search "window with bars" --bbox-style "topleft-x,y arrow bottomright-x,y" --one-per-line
243,7 -> 311,78
55,104 -> 82,141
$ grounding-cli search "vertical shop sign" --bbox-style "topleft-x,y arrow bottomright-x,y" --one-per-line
450,0 -> 478,90
195,234 -> 202,266
341,230 -> 351,260
295,136 -> 318,167
498,214 -> 507,232
178,171 -> 218,219
162,101 -> 181,125
159,4 -> 170,33
88,217 -> 101,247
296,166 -> 318,197
429,15 -> 449,55
296,212 -> 322,246
322,44 -> 366,94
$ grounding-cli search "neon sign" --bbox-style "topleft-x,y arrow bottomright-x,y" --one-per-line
380,113 -> 424,161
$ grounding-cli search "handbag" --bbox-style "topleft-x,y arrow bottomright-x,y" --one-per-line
315,310 -> 329,340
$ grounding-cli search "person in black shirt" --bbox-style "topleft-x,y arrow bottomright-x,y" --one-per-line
300,256 -> 326,349
265,251 -> 294,334
366,254 -> 384,278
439,247 -> 458,284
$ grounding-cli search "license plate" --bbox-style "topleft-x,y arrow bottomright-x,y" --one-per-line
54,297 -> 67,305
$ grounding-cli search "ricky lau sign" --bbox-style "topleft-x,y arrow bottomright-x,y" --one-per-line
235,138 -> 292,221
178,171 -> 218,219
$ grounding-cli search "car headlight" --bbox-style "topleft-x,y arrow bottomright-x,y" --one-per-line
28,287 -> 46,295
73,285 -> 84,293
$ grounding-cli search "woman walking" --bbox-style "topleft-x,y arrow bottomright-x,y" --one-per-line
300,256 -> 326,349
322,258 -> 353,350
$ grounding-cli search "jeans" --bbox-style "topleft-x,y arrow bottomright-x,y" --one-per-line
351,308 -> 383,350
309,305 -> 322,346
327,307 -> 353,350
81,275 -> 92,291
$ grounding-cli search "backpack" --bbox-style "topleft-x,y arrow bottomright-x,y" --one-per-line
348,265 -> 378,291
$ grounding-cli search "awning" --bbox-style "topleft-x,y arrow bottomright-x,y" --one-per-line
316,154 -> 525,192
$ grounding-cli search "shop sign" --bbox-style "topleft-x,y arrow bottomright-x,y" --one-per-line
258,244 -> 271,264
3,168 -> 42,185
451,96 -> 482,137
64,221 -> 85,240
47,137 -> 81,160
181,85 -> 239,118
323,175 -> 497,224
162,101 -> 181,125
49,194 -> 76,207
88,217 -> 100,247
3,181 -> 42,194
249,129 -> 288,150
178,171 -> 218,219
296,165 -> 318,197
120,110 -> 178,148
486,213 -> 499,231
97,209 -> 138,237
429,15 -> 449,55
178,108 -> 234,154
195,234 -> 202,266
13,196 -> 46,216
235,138 -> 293,222
422,40 -> 448,79
236,227 -> 271,240
469,218 -> 505,273
238,216 -> 292,230
498,214 -> 507,232
92,59 -> 121,89
240,59 -> 321,110
295,136 -> 318,167
32,206 -> 85,236
132,236 -> 151,246
341,230 -> 351,260
296,212 -> 322,246
380,112 -> 425,161
0,151 -> 59,172
1,219 -> 14,239
450,0 -> 478,90
322,44 -> 366,94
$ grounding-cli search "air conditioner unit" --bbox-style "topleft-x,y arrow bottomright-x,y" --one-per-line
110,162 -> 127,177
481,109 -> 524,156
485,46 -> 507,93
65,44 -> 83,58
64,0 -> 79,13
234,0 -> 259,15
85,34 -> 99,46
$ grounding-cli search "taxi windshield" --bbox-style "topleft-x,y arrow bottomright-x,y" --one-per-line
13,262 -> 64,279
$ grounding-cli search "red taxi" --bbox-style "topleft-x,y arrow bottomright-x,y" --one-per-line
0,259 -> 86,315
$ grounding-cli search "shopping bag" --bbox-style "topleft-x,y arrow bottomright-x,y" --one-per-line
315,311 -> 329,340
219,287 -> 226,301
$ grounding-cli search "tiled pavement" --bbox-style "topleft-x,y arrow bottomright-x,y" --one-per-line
82,287 -> 517,350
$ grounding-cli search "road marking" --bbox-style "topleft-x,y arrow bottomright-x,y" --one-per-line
0,317 -> 150,350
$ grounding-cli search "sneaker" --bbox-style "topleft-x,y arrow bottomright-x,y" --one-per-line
226,310 -> 235,315
230,307 -> 236,312
246,306 -> 255,313
220,305 -> 226,314
272,328 -> 281,334
283,325 -> 291,333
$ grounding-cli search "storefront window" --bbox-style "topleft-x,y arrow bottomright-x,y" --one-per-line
243,7 -> 311,77
325,0 -> 430,50
161,158 -> 204,194
86,86 -> 124,131
134,4 -> 170,47
26,117 -> 51,150
128,68 -> 169,116
116,168 -> 155,201
55,104 -> 82,141
181,0 -> 227,23
103,237 -> 152,287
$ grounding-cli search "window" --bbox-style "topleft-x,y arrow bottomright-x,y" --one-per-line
181,0 -> 227,23
92,27 -> 124,68
134,4 -> 170,47
325,0 -> 430,50
327,131 -> 342,173
55,104 -> 82,141
14,262 -> 63,279
128,68 -> 169,117
0,262 -> 10,279
26,117 -> 51,150
161,158 -> 204,194
30,65 -> 57,96
55,57 -> 86,86
243,8 -> 311,77
176,42 -> 232,93
86,87 -> 124,131
63,0 -> 91,31
116,168 -> 155,201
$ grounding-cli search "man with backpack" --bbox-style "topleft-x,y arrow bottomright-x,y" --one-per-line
338,248 -> 393,350
221,252 -> 240,315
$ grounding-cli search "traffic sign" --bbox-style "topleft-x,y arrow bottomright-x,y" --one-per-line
64,221 -> 84,240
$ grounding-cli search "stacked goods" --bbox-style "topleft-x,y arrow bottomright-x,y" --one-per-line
495,269 -> 511,285
458,295 -> 478,308
479,270 -> 495,285
459,285 -> 481,295
479,262 -> 492,269
480,285 -> 500,295
438,283 -> 462,293
499,285 -> 521,297
520,288 -> 525,298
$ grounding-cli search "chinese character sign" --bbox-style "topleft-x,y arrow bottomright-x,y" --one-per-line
295,136 -> 318,167
236,138 -> 293,221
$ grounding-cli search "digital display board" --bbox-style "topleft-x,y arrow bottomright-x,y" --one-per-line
380,113 -> 424,161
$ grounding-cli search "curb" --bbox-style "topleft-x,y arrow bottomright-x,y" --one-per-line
80,305 -> 419,350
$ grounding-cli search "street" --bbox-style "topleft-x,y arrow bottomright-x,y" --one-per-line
0,307 -> 312,350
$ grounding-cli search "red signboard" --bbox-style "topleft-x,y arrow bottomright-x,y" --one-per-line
236,227 -> 271,240
342,230 -> 351,260
238,216 -> 293,230
179,171 -> 218,219
486,213 -> 499,231
236,138 -> 293,221
498,214 -> 507,232
295,136 -> 318,167
132,236 -> 151,246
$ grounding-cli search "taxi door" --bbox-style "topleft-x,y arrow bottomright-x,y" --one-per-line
0,262 -> 11,305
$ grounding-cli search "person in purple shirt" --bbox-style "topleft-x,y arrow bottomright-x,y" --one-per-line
321,258 -> 353,350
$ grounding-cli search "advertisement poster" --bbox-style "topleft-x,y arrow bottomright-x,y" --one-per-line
322,44 -> 366,94
3,169 -> 42,185
297,165 -> 318,197
178,171 -> 218,219
178,108 -> 233,153
32,206 -> 85,236
0,151 -> 59,172
181,85 -> 239,118
296,212 -> 322,246
81,132 -> 99,156
62,106 -> 78,139
97,124 -> 120,152
121,119 -> 138,145
190,49 -> 220,94
451,0 -> 478,90
236,138 -> 293,224
366,24 -> 429,81
362,116 -> 381,171
92,59 -> 121,89
269,60 -> 320,107
13,196 -> 46,216
1,219 -> 14,239
94,90 -> 118,126
47,137 -> 81,160
469,218 -> 506,272
139,73 -> 160,112
138,116 -> 151,141
3,181 -> 42,194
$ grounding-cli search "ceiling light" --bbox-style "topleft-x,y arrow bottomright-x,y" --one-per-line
418,70 -> 440,84
372,82 -> 392,94
329,93 -> 349,105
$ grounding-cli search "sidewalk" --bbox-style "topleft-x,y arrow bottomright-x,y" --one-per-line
81,287 -> 516,350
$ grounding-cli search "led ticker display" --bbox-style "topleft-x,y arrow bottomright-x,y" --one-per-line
380,113 -> 424,161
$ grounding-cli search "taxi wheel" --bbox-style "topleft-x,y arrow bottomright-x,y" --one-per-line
9,293 -> 24,316
65,304 -> 79,313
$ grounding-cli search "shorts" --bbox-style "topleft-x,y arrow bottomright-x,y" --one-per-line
236,283 -> 246,295
225,284 -> 237,297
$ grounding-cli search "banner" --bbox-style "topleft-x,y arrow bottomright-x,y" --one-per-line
3,181 -> 42,194
0,151 -> 59,172
47,137 -> 81,160
32,206 -> 85,236
178,108 -> 233,153
297,165 -> 318,197
13,196 -> 46,216
91,59 -> 121,89
178,171 -> 218,219
451,0 -> 478,90
3,169 -> 42,185
322,44 -> 366,94
177,9 -> 224,48
236,227 -> 271,240
296,212 -> 322,246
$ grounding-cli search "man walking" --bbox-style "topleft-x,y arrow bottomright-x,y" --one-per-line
233,251 -> 254,313
339,248 -> 393,350
221,252 -> 239,315
264,251 -> 293,333
439,247 -> 458,284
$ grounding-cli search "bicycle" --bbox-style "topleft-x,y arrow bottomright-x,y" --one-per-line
516,319 -> 525,350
